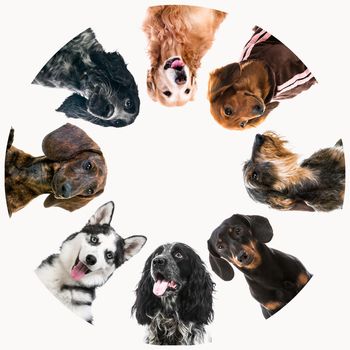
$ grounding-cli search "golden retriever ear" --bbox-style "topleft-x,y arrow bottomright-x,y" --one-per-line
146,70 -> 157,101
208,63 -> 241,102
42,123 -> 101,161
43,192 -> 102,211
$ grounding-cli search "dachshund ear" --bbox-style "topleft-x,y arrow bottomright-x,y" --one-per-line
208,63 -> 241,102
44,192 -> 102,211
42,123 -> 101,161
123,235 -> 147,261
207,240 -> 234,281
244,215 -> 273,243
87,201 -> 114,225
146,70 -> 157,101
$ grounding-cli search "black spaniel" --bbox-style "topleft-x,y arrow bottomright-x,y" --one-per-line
132,242 -> 214,345
32,28 -> 140,128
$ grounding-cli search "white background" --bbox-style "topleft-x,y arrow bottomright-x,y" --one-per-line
0,0 -> 349,349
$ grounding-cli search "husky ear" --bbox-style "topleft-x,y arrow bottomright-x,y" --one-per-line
88,201 -> 114,226
123,235 -> 147,261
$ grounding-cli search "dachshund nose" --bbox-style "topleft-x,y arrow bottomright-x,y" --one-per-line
252,104 -> 264,115
237,251 -> 250,264
60,183 -> 72,198
153,257 -> 167,267
86,254 -> 97,266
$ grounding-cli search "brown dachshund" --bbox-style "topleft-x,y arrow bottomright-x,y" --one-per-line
143,5 -> 226,106
5,123 -> 107,216
208,26 -> 317,130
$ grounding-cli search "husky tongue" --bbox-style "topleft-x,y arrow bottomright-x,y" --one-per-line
171,59 -> 184,69
153,280 -> 170,297
71,261 -> 89,281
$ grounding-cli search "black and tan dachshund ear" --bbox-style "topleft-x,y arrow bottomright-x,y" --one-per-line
244,215 -> 273,243
207,240 -> 234,281
208,63 -> 241,102
44,192 -> 101,211
42,123 -> 101,161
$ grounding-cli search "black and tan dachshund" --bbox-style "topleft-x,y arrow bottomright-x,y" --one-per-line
207,214 -> 312,318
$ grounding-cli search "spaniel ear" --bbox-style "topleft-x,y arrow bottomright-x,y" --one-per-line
243,215 -> 273,243
42,123 -> 101,161
87,201 -> 114,226
146,69 -> 157,101
208,63 -> 241,102
56,94 -> 92,120
207,240 -> 234,281
43,191 -> 102,212
123,235 -> 147,261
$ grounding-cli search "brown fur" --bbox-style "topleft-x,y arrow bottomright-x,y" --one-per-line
143,5 -> 226,106
5,123 -> 107,216
229,241 -> 262,270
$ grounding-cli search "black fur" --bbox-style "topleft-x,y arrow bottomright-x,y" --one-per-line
33,28 -> 140,128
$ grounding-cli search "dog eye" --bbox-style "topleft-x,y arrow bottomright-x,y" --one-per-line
90,235 -> 99,244
163,91 -> 172,97
105,251 -> 114,260
224,107 -> 233,116
86,187 -> 94,195
83,161 -> 92,171
184,89 -> 190,94
217,244 -> 224,250
174,252 -> 183,259
240,121 -> 247,128
124,98 -> 133,109
234,227 -> 241,235
252,171 -> 259,181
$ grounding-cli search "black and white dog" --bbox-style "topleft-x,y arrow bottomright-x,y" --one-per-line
132,243 -> 215,345
36,201 -> 146,323
32,28 -> 140,127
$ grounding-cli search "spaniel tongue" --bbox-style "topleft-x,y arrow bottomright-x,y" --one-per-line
171,59 -> 184,69
71,261 -> 89,281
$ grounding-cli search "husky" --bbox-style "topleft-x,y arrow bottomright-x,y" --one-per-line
36,201 -> 147,323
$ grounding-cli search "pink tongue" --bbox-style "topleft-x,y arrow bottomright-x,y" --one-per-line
153,280 -> 169,297
171,59 -> 184,69
71,261 -> 89,281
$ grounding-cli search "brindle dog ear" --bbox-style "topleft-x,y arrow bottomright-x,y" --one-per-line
42,123 -> 101,161
243,215 -> 273,243
44,191 -> 103,212
208,63 -> 241,102
207,240 -> 234,281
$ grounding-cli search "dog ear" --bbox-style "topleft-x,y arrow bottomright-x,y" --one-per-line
42,123 -> 101,161
264,101 -> 279,115
244,215 -> 273,243
87,201 -> 115,225
43,193 -> 101,211
56,93 -> 92,120
123,235 -> 147,261
146,69 -> 157,101
207,240 -> 234,281
208,63 -> 241,102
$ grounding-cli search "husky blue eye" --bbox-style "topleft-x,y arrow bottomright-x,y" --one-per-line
90,235 -> 98,244
106,251 -> 114,260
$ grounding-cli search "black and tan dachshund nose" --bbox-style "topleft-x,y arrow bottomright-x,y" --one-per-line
237,251 -> 250,264
153,257 -> 167,267
86,254 -> 97,266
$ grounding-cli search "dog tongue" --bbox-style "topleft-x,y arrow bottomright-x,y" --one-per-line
171,59 -> 184,69
153,279 -> 171,296
71,261 -> 89,281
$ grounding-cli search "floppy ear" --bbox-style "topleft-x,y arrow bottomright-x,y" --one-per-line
123,235 -> 147,261
146,69 -> 157,101
56,93 -> 92,120
207,239 -> 234,281
42,123 -> 101,161
244,215 -> 273,243
208,63 -> 241,102
43,192 -> 102,211
87,201 -> 114,225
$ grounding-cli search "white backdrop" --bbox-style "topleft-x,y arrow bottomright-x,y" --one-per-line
0,0 -> 349,349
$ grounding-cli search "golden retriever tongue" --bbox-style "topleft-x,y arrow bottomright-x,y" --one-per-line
171,59 -> 184,69
71,261 -> 89,281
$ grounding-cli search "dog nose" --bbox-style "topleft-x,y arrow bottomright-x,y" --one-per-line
60,183 -> 72,198
114,119 -> 127,127
255,134 -> 265,146
153,257 -> 167,267
85,254 -> 97,266
175,75 -> 187,85
237,251 -> 250,264
252,104 -> 264,116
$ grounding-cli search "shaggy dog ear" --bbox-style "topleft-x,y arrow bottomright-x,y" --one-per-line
178,251 -> 215,325
56,93 -> 93,120
42,123 -> 101,161
132,251 -> 161,325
